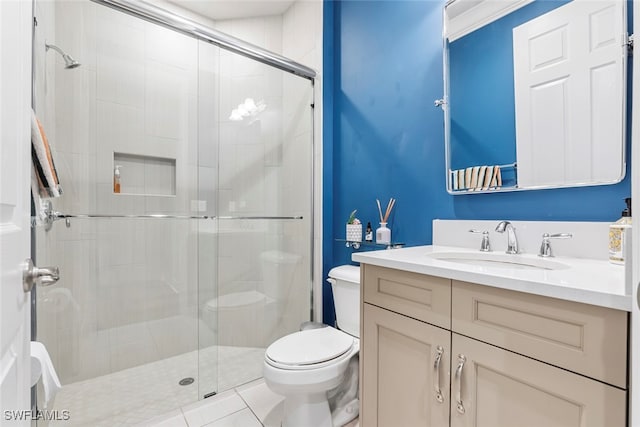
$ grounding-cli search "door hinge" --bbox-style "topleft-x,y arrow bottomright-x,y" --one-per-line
627,33 -> 634,56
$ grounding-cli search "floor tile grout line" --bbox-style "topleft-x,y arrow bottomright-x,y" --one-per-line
180,390 -> 251,427
179,407 -> 190,427
198,407 -> 249,427
234,388 -> 265,427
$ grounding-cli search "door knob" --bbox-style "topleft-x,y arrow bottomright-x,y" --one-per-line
23,258 -> 60,292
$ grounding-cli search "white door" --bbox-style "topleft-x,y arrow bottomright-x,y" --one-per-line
631,1 -> 640,425
513,0 -> 626,188
0,0 -> 33,425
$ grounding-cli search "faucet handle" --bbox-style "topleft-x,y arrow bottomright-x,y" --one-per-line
469,229 -> 491,252
538,233 -> 573,257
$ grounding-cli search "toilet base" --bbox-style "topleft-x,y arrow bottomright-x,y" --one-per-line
282,392 -> 332,427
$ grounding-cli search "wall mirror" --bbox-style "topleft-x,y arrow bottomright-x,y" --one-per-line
443,0 -> 628,194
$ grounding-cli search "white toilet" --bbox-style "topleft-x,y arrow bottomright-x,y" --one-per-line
263,265 -> 361,427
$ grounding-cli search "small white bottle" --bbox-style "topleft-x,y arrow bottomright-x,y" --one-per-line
376,222 -> 391,245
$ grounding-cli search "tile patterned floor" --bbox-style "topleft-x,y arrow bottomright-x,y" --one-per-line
48,346 -> 265,427
46,349 -> 359,427
140,378 -> 360,427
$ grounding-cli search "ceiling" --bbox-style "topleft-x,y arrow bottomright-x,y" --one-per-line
166,0 -> 296,20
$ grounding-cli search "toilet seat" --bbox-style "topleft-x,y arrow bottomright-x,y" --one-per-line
205,291 -> 267,310
265,328 -> 354,371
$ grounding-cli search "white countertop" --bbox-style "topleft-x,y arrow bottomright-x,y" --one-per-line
352,245 -> 632,312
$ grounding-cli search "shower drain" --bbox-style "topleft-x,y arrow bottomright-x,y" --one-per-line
179,377 -> 195,386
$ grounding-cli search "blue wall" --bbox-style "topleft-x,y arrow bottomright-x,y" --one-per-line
322,0 -> 631,325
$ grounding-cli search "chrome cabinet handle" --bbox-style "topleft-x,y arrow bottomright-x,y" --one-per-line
23,258 -> 60,292
455,354 -> 466,414
433,345 -> 444,403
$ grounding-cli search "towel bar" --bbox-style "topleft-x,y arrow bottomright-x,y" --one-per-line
33,201 -> 303,231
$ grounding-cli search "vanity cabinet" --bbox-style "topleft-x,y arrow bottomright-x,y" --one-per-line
360,264 -> 628,427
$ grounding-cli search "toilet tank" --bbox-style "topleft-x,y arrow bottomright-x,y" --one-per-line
328,265 -> 361,338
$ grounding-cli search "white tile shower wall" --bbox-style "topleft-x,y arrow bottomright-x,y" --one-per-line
212,16 -> 282,320
35,0 -> 200,386
282,0 -> 322,326
210,1 -> 322,338
210,10 -> 321,344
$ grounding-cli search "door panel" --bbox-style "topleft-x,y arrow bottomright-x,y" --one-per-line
451,333 -> 626,427
362,303 -> 450,427
0,0 -> 33,424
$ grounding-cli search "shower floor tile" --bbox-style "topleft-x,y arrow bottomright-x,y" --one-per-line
47,345 -> 265,427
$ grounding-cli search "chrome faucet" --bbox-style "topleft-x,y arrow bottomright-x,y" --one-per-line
469,229 -> 491,252
538,233 -> 573,257
495,221 -> 519,254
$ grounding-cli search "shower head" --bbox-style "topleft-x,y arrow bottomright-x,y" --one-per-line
45,43 -> 81,69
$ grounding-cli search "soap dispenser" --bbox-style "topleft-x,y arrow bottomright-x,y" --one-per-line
608,197 -> 631,265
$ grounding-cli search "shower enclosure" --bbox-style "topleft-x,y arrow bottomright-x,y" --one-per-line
32,0 -> 316,425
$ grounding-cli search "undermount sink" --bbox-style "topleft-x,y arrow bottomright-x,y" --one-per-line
427,251 -> 570,271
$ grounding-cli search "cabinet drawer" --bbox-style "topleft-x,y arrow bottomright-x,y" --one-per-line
452,280 -> 628,388
363,264 -> 451,329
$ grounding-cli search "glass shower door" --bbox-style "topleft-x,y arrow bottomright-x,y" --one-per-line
197,40 -> 314,395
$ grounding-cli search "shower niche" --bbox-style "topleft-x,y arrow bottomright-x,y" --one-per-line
113,152 -> 176,196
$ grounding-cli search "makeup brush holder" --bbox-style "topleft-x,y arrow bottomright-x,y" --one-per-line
346,223 -> 363,242
376,222 -> 391,245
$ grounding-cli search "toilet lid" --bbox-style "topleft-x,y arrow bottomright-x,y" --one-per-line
266,328 -> 354,366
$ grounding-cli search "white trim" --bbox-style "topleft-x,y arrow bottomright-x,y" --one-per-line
445,0 -> 534,41
629,0 -> 639,424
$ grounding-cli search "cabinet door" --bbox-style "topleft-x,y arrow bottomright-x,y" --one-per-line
362,303 -> 451,427
450,333 -> 626,427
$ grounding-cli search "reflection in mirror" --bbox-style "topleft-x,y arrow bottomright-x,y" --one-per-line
443,0 -> 628,194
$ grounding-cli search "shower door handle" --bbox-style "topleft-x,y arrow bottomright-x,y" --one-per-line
23,258 -> 60,292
